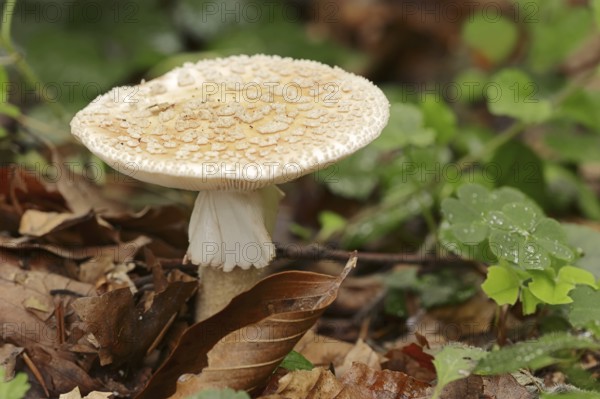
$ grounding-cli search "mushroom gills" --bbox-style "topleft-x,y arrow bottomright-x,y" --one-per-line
188,185 -> 283,320
187,185 -> 283,271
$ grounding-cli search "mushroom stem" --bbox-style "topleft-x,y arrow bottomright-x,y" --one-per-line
188,186 -> 283,321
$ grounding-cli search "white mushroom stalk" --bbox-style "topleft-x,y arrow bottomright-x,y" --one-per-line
70,54 -> 390,321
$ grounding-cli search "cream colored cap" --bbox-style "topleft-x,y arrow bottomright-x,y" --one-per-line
70,54 -> 390,191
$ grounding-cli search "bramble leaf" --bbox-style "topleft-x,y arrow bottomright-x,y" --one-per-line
431,344 -> 487,399
474,333 -> 600,375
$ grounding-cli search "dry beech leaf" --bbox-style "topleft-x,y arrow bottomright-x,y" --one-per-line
135,256 -> 357,399
0,235 -> 152,263
336,339 -> 381,376
293,331 -> 355,368
0,343 -> 23,379
436,374 -> 533,399
259,367 -> 363,399
340,362 -> 430,398
59,386 -> 113,399
72,271 -> 196,367
19,209 -> 91,237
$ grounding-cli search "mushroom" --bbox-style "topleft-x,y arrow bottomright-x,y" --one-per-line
70,54 -> 389,321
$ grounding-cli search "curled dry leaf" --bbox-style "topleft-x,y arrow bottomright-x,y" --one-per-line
0,343 -> 23,379
259,367 -> 363,399
135,256 -> 357,399
435,374 -> 533,399
340,362 -> 430,398
336,339 -> 381,376
260,362 -> 430,399
293,330 -> 355,368
71,270 -> 197,367
19,209 -> 91,237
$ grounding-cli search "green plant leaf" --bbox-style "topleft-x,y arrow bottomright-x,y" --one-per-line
520,286 -> 543,315
541,391 -> 600,399
0,103 -> 20,118
0,370 -> 30,399
528,270 -> 575,304
474,332 -> 600,375
316,211 -> 347,242
185,388 -> 250,399
420,94 -> 457,144
431,344 -> 487,399
528,2 -> 592,72
481,265 -> 521,305
558,267 -> 598,289
279,351 -> 314,371
568,286 -> 600,335
462,14 -> 518,63
373,103 -> 435,149
563,224 -> 600,279
487,69 -> 552,123
489,140 -> 547,208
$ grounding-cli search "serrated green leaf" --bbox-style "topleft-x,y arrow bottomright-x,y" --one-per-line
431,344 -> 487,399
0,370 -> 30,399
462,15 -> 517,63
481,265 -> 521,305
541,391 -> 600,399
474,332 -> 600,375
563,224 -> 600,279
279,351 -> 314,371
185,388 -> 250,399
487,69 -> 552,123
528,270 -> 574,305
568,286 -> 600,332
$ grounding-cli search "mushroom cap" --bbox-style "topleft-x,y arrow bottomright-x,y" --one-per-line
71,54 -> 390,191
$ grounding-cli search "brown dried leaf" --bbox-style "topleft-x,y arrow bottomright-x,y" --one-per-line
72,271 -> 196,367
59,386 -> 113,399
135,256 -> 357,399
259,368 -> 362,399
340,362 -> 430,398
437,374 -> 533,399
336,339 -> 381,376
29,345 -> 102,394
0,343 -> 23,379
19,209 -> 91,237
293,331 -> 355,368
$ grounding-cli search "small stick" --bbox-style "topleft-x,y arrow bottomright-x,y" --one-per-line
22,352 -> 49,398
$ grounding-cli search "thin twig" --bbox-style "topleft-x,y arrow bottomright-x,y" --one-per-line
275,243 -> 467,265
22,352 -> 49,398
